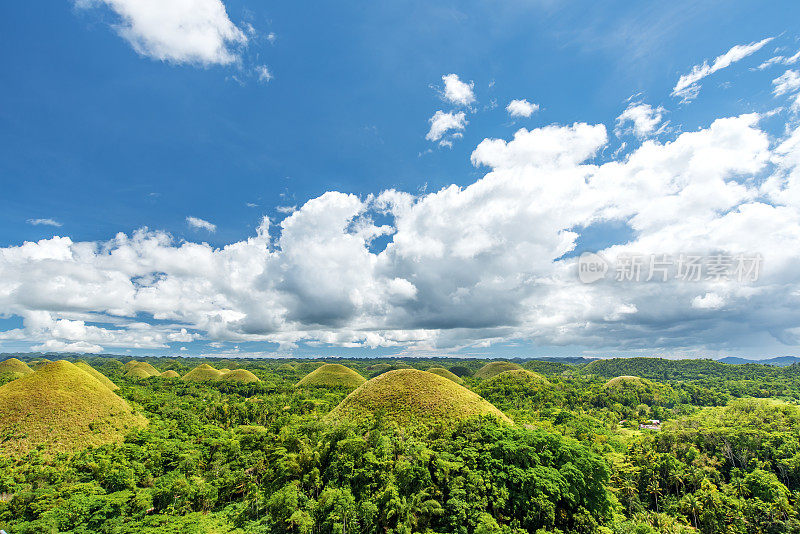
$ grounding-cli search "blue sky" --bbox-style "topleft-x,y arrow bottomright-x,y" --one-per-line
2,0 -> 800,359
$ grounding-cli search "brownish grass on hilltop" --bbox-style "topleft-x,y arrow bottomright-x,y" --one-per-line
326,369 -> 512,426
74,361 -> 119,390
0,357 -> 34,379
297,363 -> 366,388
182,363 -> 224,382
0,360 -> 146,458
221,369 -> 261,383
474,361 -> 524,379
425,367 -> 463,384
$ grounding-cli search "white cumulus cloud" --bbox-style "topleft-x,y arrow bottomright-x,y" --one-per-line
506,99 -> 539,118
441,74 -> 475,106
615,102 -> 665,138
426,110 -> 467,146
76,0 -> 247,66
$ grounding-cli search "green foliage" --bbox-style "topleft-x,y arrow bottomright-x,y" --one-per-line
1,354 -> 800,533
475,370 -> 551,410
449,365 -> 473,377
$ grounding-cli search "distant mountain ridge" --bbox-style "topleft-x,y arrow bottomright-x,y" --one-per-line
717,356 -> 800,367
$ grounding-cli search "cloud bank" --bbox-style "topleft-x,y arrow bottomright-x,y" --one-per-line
6,70 -> 800,356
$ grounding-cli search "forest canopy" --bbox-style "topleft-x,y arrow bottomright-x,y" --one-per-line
0,354 -> 799,533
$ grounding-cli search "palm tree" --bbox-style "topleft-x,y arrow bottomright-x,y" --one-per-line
681,493 -> 702,530
384,487 -> 443,533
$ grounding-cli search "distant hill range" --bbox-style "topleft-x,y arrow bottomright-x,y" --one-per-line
581,357 -> 800,381
717,356 -> 800,367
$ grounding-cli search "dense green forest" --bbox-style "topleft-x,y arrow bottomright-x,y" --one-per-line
1,354 -> 800,533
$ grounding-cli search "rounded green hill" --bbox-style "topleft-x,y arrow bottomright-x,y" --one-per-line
297,363 -> 366,388
367,362 -> 412,377
326,369 -> 512,426
160,370 -> 181,378
221,369 -> 261,383
604,375 -> 648,388
475,370 -> 552,408
296,361 -> 325,373
0,360 -> 147,457
183,364 -> 224,382
492,369 -> 549,384
124,362 -> 160,379
425,367 -> 463,384
74,361 -> 118,390
474,361 -> 523,379
30,358 -> 51,370
366,363 -> 393,373
0,357 -> 34,378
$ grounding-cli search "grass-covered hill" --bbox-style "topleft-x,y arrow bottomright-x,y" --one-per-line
591,374 -> 684,411
474,361 -> 523,379
74,361 -> 118,390
475,370 -> 552,412
491,369 -> 549,385
124,361 -> 160,379
0,357 -> 33,378
182,363 -> 224,382
425,366 -> 463,384
523,360 -> 574,375
221,369 -> 261,383
160,370 -> 181,378
29,358 -> 51,370
603,375 -> 647,388
326,369 -> 512,426
124,365 -> 153,379
366,362 -> 393,374
366,362 -> 413,378
0,360 -> 146,457
297,363 -> 366,388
